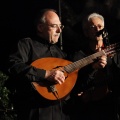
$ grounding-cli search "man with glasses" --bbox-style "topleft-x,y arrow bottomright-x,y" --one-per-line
8,9 -> 70,120
70,12 -> 120,120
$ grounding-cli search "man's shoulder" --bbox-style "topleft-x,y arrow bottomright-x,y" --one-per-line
19,37 -> 33,42
18,37 -> 38,45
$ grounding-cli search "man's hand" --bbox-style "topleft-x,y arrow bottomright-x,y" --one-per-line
92,55 -> 107,69
45,69 -> 65,84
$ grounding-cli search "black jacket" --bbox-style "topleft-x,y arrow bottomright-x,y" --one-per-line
70,43 -> 120,120
8,36 -> 70,120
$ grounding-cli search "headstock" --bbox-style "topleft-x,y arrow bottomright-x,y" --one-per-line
104,42 -> 120,57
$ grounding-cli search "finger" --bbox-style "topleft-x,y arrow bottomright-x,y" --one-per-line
58,75 -> 66,84
78,92 -> 83,96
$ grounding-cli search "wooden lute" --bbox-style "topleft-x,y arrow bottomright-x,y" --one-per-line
31,42 -> 120,100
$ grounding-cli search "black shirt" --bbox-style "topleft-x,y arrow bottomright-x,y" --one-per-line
8,36 -> 70,120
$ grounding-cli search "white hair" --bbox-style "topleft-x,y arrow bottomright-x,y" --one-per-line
88,13 -> 104,24
82,13 -> 104,36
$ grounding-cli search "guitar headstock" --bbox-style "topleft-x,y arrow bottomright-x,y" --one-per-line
104,42 -> 120,57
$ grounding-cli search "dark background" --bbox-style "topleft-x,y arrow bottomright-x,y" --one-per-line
1,0 -> 120,74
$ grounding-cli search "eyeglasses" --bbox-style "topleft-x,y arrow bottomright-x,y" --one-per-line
89,25 -> 104,30
46,24 -> 64,30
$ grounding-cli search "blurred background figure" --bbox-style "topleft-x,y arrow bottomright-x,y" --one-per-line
70,12 -> 120,120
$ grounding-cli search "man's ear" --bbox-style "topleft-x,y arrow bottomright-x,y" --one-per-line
37,24 -> 43,32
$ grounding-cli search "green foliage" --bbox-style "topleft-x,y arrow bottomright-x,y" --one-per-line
0,71 -> 17,120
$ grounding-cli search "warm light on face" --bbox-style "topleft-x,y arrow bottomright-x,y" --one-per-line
89,24 -> 104,30
45,24 -> 64,30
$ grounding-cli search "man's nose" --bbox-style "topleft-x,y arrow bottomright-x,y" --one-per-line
56,27 -> 62,33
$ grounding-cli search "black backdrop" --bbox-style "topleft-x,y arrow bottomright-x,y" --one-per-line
1,0 -> 120,74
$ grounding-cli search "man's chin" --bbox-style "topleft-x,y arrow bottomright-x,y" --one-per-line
51,39 -> 58,44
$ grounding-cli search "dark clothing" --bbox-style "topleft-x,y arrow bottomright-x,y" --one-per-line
8,36 -> 70,120
70,44 -> 120,120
